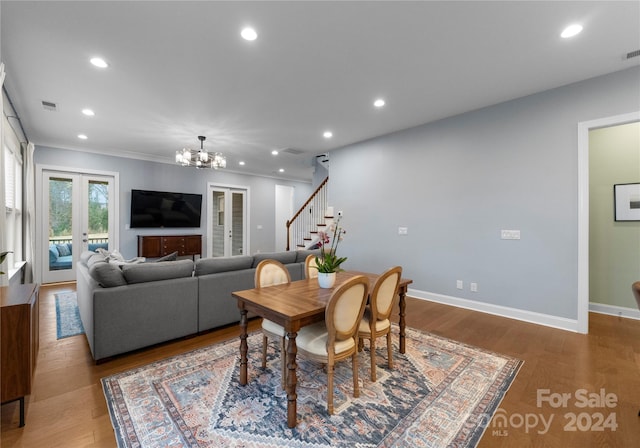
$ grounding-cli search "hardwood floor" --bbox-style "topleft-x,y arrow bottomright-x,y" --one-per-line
2,283 -> 639,447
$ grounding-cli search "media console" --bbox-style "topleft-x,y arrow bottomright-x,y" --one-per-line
137,234 -> 202,260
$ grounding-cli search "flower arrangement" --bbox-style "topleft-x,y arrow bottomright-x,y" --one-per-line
314,216 -> 347,273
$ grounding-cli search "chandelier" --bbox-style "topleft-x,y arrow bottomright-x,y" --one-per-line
176,136 -> 226,169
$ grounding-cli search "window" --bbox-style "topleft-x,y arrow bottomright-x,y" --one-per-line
3,120 -> 23,270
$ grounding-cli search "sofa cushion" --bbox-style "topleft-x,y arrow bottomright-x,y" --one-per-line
56,243 -> 71,257
295,249 -> 321,263
89,261 -> 127,287
195,256 -> 253,276
122,259 -> 194,284
251,251 -> 297,268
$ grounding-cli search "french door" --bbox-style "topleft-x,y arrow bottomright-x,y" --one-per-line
40,169 -> 117,283
208,185 -> 247,257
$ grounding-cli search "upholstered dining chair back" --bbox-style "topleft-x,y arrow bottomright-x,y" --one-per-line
255,259 -> 292,387
304,254 -> 319,279
255,259 -> 291,288
371,266 -> 403,322
326,275 -> 370,348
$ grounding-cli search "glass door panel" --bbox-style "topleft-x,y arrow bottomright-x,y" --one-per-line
211,190 -> 225,257
84,178 -> 112,253
46,176 -> 77,277
208,187 -> 247,257
231,191 -> 245,256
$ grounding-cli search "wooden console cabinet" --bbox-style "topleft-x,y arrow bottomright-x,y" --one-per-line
1,283 -> 39,427
137,234 -> 202,259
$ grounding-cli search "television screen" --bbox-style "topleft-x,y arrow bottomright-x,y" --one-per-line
130,189 -> 202,228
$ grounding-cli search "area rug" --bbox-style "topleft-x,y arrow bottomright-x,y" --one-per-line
102,325 -> 522,448
55,291 -> 85,339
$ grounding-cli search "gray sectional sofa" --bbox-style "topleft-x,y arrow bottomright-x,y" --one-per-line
76,249 -> 319,362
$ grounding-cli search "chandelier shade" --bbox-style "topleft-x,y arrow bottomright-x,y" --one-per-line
176,136 -> 226,169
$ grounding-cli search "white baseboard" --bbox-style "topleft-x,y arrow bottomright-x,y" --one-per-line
589,302 -> 640,320
408,288 -> 580,333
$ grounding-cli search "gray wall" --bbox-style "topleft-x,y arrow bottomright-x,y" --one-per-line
34,146 -> 313,259
328,66 -> 640,321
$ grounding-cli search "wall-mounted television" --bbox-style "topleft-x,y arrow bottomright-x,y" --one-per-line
130,189 -> 202,228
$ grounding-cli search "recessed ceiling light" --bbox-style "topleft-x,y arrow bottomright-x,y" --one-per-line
82,108 -> 95,116
279,168 -> 285,173
323,131 -> 333,139
90,57 -> 108,68
374,99 -> 385,108
561,24 -> 583,38
271,150 -> 279,155
241,27 -> 258,41
77,134 -> 88,140
239,161 -> 245,166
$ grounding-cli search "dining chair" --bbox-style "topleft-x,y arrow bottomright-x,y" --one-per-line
255,259 -> 291,388
304,253 -> 319,279
358,266 -> 403,381
632,281 -> 640,416
296,275 -> 369,415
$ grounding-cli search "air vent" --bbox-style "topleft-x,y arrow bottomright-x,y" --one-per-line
281,147 -> 304,155
41,100 -> 57,111
626,49 -> 640,60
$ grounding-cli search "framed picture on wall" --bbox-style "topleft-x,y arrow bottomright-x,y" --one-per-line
614,183 -> 640,221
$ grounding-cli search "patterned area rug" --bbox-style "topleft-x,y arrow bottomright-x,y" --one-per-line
55,291 -> 85,339
102,325 -> 522,447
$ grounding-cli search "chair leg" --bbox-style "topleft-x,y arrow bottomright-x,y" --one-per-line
327,362 -> 335,415
353,351 -> 360,398
261,334 -> 268,368
370,336 -> 377,382
386,331 -> 393,369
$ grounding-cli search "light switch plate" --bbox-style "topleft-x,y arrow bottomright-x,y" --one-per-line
501,229 -> 521,240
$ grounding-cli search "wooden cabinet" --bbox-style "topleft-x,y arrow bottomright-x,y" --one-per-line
137,235 -> 202,259
1,283 -> 39,427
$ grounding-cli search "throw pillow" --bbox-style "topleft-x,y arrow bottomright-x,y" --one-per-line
89,261 -> 127,288
49,245 -> 59,263
56,244 -> 71,257
154,251 -> 178,262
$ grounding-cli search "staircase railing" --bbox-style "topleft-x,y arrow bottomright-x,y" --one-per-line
286,176 -> 329,250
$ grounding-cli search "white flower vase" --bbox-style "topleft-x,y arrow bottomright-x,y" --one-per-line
317,272 -> 336,289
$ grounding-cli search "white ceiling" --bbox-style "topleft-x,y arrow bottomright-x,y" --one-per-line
2,1 -> 639,182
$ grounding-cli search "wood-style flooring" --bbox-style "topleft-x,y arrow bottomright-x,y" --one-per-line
1,283 -> 639,447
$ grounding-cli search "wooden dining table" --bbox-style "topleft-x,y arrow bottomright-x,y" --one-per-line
232,270 -> 413,428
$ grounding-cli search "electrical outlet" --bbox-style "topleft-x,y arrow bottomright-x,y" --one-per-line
456,280 -> 463,290
398,227 -> 408,235
470,282 -> 478,292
